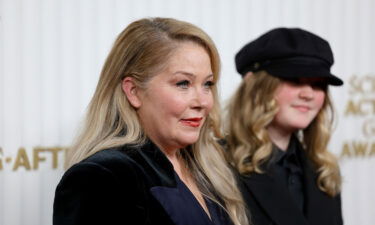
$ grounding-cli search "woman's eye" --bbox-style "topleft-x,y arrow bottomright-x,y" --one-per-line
204,81 -> 215,88
176,80 -> 190,88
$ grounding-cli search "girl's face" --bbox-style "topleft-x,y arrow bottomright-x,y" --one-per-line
270,78 -> 326,134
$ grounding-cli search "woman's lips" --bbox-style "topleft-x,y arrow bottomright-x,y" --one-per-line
180,117 -> 203,127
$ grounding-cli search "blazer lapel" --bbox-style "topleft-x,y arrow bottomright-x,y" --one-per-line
242,169 -> 308,225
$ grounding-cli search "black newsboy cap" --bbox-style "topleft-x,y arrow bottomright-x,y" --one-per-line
235,27 -> 343,86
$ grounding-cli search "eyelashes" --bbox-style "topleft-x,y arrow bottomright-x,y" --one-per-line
204,80 -> 215,88
175,80 -> 215,89
176,80 -> 190,88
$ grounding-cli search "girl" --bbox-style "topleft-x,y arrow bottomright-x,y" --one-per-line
227,28 -> 343,225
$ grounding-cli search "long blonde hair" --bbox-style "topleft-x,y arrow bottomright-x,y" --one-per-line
67,17 -> 248,225
226,71 -> 341,197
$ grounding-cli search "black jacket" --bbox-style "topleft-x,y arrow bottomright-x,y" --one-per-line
53,141 -> 230,225
239,142 -> 343,225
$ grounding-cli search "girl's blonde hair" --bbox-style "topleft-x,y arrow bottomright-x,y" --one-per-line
67,17 -> 248,225
226,71 -> 341,197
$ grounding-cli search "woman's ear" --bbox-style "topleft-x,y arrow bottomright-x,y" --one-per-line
122,77 -> 142,108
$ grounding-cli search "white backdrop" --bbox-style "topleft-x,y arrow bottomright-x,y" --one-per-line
1,0 -> 374,225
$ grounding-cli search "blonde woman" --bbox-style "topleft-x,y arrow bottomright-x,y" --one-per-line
226,28 -> 343,225
53,18 -> 248,225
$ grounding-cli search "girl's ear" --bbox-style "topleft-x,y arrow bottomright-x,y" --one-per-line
244,71 -> 253,80
122,77 -> 142,108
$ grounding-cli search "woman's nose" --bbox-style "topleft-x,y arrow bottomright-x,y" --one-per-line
191,88 -> 211,109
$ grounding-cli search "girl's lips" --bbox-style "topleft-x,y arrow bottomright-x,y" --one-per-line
180,117 -> 203,127
293,105 -> 311,112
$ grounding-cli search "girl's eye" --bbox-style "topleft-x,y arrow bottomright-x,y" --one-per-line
285,78 -> 301,86
312,82 -> 328,91
204,80 -> 215,89
176,80 -> 190,88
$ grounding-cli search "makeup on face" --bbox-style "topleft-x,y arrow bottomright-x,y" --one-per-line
136,42 -> 214,153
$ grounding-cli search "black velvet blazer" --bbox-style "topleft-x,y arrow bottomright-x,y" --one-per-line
53,141 -> 229,225
239,141 -> 343,225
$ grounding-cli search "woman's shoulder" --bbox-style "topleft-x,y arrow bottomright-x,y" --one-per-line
81,146 -> 137,167
59,146 -> 144,189
54,146 -> 148,225
67,146 -> 140,177
60,141 -> 175,189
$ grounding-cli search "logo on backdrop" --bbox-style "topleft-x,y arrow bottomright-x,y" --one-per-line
340,74 -> 375,158
0,146 -> 67,171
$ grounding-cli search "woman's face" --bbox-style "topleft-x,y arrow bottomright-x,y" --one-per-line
136,41 -> 214,152
270,78 -> 326,133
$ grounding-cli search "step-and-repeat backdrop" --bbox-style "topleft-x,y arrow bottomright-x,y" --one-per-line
1,0 -> 374,225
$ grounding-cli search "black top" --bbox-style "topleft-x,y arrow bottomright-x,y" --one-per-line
155,172 -> 231,225
53,140 -> 232,225
238,136 -> 343,225
269,136 -> 305,212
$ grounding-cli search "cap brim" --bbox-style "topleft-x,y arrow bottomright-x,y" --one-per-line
265,63 -> 344,86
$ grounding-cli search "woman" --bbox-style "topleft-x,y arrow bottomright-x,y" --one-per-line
53,18 -> 248,225
226,28 -> 343,225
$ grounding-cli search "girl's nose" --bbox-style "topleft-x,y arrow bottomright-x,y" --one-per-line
299,84 -> 314,100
